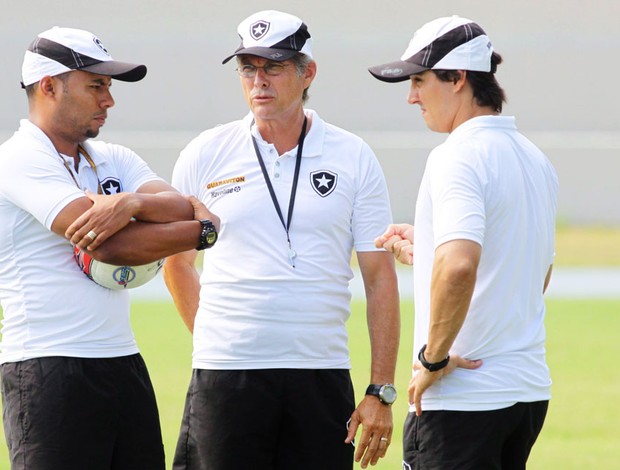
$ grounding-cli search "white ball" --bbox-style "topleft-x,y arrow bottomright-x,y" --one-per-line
74,246 -> 165,290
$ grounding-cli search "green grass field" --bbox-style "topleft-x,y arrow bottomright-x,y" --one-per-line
1,298 -> 618,469
1,226 -> 619,468
554,225 -> 620,266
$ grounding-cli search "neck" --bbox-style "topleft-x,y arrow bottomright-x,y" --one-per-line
255,111 -> 308,155
30,113 -> 80,158
450,105 -> 498,133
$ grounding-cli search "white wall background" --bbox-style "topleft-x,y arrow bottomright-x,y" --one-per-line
1,0 -> 618,224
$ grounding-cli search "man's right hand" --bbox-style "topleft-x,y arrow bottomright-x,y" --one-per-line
374,223 -> 414,265
187,195 -> 220,232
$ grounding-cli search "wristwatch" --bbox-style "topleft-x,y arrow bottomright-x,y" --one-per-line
196,219 -> 218,250
418,344 -> 450,372
365,383 -> 397,405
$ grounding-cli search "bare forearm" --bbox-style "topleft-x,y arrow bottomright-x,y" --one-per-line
426,269 -> 475,362
425,241 -> 480,362
543,264 -> 553,293
367,285 -> 400,383
163,254 -> 200,333
132,191 -> 194,223
88,219 -> 202,265
359,251 -> 401,383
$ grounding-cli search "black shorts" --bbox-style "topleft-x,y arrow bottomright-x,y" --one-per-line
403,401 -> 549,470
1,355 -> 165,470
173,369 -> 356,470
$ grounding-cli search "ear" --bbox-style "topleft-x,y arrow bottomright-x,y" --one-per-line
304,61 -> 317,85
38,75 -> 57,97
453,70 -> 467,93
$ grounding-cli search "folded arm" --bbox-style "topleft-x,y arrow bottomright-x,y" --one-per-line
51,181 -> 219,265
62,180 -> 196,250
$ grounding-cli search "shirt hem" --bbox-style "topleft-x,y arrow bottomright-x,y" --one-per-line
0,347 -> 140,365
412,393 -> 552,412
191,360 -> 352,370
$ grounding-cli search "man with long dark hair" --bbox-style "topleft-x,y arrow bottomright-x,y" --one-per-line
370,15 -> 558,469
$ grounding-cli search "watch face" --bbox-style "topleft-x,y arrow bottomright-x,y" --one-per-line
206,230 -> 217,245
380,385 -> 397,404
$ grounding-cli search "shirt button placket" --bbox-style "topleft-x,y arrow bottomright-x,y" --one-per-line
274,159 -> 281,180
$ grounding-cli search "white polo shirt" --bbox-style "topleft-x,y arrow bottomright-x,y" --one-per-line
413,115 -> 558,411
172,109 -> 392,370
0,119 -> 162,363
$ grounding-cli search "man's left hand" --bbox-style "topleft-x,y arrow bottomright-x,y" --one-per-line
409,355 -> 482,416
344,396 -> 393,468
66,191 -> 136,251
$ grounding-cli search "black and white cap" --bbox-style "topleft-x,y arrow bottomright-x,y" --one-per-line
369,16 -> 494,83
21,27 -> 147,87
222,10 -> 313,64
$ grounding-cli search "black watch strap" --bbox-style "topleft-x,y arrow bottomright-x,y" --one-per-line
365,383 -> 397,405
196,219 -> 218,251
418,344 -> 450,372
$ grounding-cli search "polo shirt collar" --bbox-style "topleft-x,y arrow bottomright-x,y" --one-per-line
447,115 -> 516,142
245,109 -> 324,158
18,119 -> 106,167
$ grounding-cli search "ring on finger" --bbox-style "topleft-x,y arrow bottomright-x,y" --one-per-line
86,230 -> 98,241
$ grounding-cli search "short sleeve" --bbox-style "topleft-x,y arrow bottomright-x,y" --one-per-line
427,144 -> 486,248
352,142 -> 393,252
0,148 -> 84,229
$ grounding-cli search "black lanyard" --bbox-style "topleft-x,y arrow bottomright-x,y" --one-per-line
251,116 -> 308,268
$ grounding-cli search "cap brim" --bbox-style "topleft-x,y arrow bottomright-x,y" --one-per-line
368,60 -> 428,83
81,61 -> 147,82
222,47 -> 298,64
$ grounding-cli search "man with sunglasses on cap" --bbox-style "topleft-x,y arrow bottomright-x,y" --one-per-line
370,16 -> 558,469
164,9 -> 400,470
0,27 -> 219,469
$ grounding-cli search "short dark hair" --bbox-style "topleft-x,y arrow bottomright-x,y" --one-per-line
24,72 -> 71,99
24,82 -> 37,98
433,52 -> 506,113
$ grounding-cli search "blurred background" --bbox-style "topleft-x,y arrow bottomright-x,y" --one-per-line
1,0 -> 619,226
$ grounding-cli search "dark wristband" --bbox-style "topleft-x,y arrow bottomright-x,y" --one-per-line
418,344 -> 450,372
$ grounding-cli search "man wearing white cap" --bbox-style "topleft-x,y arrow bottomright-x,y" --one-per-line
0,27 -> 219,469
164,10 -> 400,470
370,16 -> 558,469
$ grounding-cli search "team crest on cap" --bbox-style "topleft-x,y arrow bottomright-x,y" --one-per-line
250,20 -> 270,40
92,36 -> 110,56
101,178 -> 122,194
310,170 -> 338,197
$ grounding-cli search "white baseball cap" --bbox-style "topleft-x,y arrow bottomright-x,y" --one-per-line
222,10 -> 313,64
369,16 -> 494,83
21,26 -> 147,87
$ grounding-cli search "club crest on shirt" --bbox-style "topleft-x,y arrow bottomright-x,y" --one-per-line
310,170 -> 338,197
100,178 -> 122,195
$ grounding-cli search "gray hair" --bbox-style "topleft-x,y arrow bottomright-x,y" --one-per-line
289,53 -> 313,103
